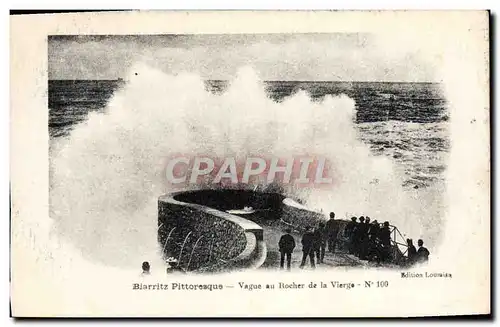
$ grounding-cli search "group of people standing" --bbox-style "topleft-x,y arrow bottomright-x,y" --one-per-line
278,212 -> 341,270
278,212 -> 431,270
344,216 -> 431,265
343,216 -> 393,263
405,238 -> 430,266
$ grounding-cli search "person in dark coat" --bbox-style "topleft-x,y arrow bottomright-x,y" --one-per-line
378,221 -> 392,262
356,216 -> 370,259
417,239 -> 430,263
313,223 -> 327,264
299,226 -> 316,269
344,217 -> 356,237
364,217 -> 371,233
325,212 -> 339,253
359,217 -> 371,259
406,238 -> 417,266
369,219 -> 380,240
345,217 -> 357,254
366,234 -> 381,263
354,216 -> 365,256
278,228 -> 296,270
379,221 -> 391,247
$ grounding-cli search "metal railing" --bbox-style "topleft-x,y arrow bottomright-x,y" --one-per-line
160,218 -> 411,271
278,216 -> 410,265
389,224 -> 409,265
390,224 -> 409,254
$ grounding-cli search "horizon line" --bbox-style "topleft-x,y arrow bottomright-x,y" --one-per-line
48,78 -> 441,84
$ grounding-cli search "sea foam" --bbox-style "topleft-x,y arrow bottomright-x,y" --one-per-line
49,64 -> 438,268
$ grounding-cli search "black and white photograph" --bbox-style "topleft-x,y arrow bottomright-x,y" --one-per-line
48,33 -> 446,273
10,11 -> 490,317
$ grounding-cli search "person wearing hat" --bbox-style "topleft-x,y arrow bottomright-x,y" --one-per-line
380,221 -> 391,247
278,228 -> 296,270
358,217 -> 371,259
344,217 -> 358,254
299,226 -> 316,269
141,261 -> 151,276
369,219 -> 380,240
378,221 -> 392,262
406,238 -> 417,265
325,212 -> 340,254
353,216 -> 366,257
416,239 -> 430,263
313,222 -> 327,264
357,216 -> 370,259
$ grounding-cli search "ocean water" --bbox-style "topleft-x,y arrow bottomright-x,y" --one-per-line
48,69 -> 449,267
49,79 -> 448,190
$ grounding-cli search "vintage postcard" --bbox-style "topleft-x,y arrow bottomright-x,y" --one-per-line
10,11 -> 490,317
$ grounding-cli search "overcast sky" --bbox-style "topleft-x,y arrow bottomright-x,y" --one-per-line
48,34 -> 437,82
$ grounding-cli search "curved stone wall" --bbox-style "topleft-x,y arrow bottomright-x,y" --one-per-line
158,192 -> 265,273
158,189 -> 326,273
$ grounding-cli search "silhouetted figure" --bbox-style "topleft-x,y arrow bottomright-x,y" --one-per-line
354,216 -> 365,256
313,223 -> 327,263
364,217 -> 371,235
379,221 -> 392,262
299,226 -> 316,269
278,228 -> 296,271
141,261 -> 150,276
379,221 -> 391,247
344,217 -> 356,237
369,220 -> 380,240
406,239 -> 417,266
417,239 -> 430,263
364,217 -> 371,234
357,217 -> 370,259
345,217 -> 358,254
366,234 -> 381,263
359,217 -> 372,259
325,212 -> 339,253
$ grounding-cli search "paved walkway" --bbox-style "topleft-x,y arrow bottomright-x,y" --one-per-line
258,224 -> 368,271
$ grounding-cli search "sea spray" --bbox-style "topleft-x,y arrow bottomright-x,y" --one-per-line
50,64 -> 430,268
